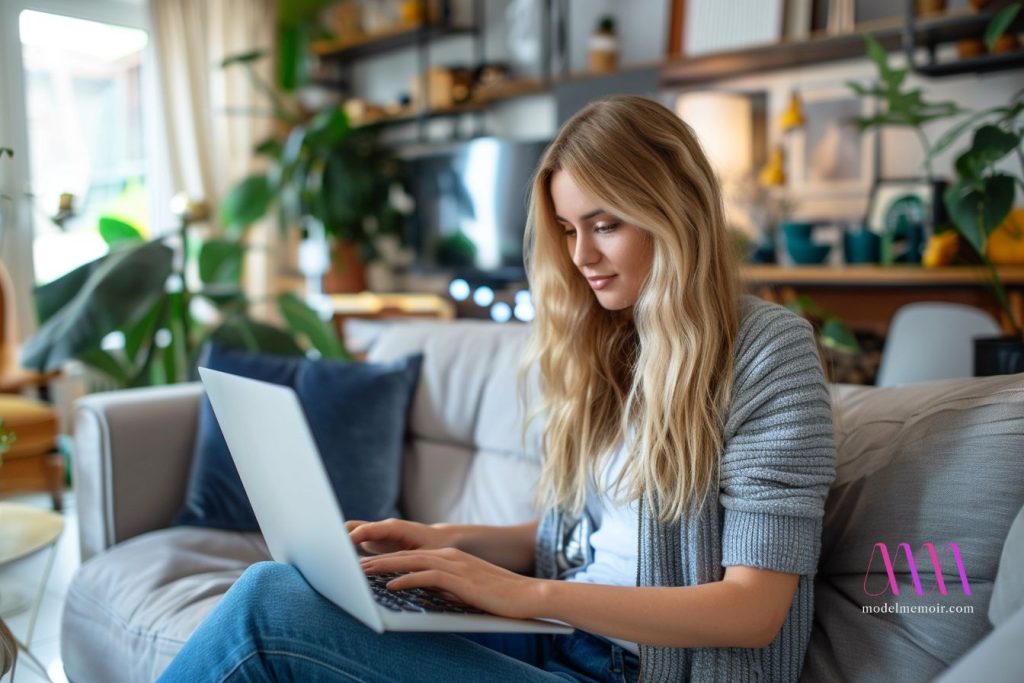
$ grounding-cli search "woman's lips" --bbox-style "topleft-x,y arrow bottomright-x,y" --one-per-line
588,275 -> 616,290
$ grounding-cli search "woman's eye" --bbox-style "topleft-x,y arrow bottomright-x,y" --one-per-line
563,229 -> 576,238
595,222 -> 620,233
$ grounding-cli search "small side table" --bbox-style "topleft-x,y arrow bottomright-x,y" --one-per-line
0,502 -> 65,682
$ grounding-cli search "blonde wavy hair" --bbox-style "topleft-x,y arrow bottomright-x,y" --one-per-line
520,95 -> 740,523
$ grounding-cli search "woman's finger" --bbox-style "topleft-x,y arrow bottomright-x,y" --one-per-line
360,550 -> 462,576
385,569 -> 461,594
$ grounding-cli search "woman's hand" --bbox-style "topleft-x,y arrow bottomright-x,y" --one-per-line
346,518 -> 457,556
359,548 -> 545,620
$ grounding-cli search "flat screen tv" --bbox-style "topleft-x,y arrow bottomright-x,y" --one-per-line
403,137 -> 550,284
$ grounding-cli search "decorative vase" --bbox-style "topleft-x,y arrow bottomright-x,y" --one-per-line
782,221 -> 831,265
323,241 -> 367,294
974,336 -> 1024,376
750,228 -> 777,264
587,17 -> 619,73
843,226 -> 881,263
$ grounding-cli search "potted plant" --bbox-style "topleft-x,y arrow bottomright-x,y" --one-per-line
850,6 -> 1024,375
19,207 -> 351,387
219,51 -> 407,294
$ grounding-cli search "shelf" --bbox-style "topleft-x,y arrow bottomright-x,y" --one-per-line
313,22 -> 477,62
661,10 -> 1002,87
353,78 -> 548,128
741,265 -> 1024,287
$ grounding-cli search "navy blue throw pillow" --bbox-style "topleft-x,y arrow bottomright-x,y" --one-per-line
175,343 -> 422,532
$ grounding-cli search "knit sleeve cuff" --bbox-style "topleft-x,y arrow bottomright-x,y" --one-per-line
720,508 -> 823,575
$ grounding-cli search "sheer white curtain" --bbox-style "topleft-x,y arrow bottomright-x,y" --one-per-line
151,0 -> 279,313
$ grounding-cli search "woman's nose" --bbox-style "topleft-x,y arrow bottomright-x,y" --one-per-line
572,234 -> 600,268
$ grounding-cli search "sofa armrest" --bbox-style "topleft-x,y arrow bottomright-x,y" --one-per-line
73,383 -> 203,561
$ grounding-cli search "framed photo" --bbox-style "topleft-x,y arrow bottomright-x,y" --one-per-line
865,177 -> 937,263
670,0 -> 784,58
789,83 -> 875,204
865,178 -> 936,234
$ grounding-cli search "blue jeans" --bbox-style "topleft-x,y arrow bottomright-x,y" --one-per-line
158,562 -> 641,683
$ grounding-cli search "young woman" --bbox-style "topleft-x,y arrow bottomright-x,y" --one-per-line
160,95 -> 836,682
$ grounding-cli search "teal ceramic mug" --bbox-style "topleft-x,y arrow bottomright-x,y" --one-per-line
843,225 -> 881,264
781,221 -> 830,265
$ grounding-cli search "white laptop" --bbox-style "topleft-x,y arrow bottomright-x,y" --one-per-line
198,367 -> 572,634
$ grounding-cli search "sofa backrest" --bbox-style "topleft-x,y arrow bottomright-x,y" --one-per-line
802,373 -> 1024,682
370,319 -> 1024,682
368,320 -> 544,526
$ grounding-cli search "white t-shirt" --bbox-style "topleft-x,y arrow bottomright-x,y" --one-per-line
567,440 -> 640,654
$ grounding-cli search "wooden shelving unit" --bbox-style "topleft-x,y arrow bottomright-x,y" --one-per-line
742,265 -> 1024,287
742,265 -> 1024,335
660,9 -> 1011,86
313,23 -> 477,62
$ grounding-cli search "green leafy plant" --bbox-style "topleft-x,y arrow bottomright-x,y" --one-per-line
219,51 -> 406,265
20,212 -> 350,388
847,34 -> 966,180
850,9 -> 1024,338
785,296 -> 862,356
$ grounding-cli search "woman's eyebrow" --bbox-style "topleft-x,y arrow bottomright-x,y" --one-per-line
554,208 -> 607,223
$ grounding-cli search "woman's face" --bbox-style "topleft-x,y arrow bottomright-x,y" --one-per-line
550,170 -> 653,311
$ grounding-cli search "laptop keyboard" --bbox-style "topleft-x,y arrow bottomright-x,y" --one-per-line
366,573 -> 484,614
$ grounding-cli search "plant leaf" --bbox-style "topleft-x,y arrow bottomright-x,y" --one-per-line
21,241 -> 174,372
985,3 -> 1022,52
220,174 -> 275,236
277,292 -> 350,360
75,348 -> 130,385
220,50 -> 267,68
209,316 -> 305,356
32,256 -> 106,324
122,295 -> 166,363
161,290 -> 188,384
945,174 -> 1017,255
928,106 -> 1009,162
198,239 -> 245,285
98,215 -> 144,246
820,318 -> 861,355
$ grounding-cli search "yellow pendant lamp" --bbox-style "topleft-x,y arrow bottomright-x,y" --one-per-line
779,91 -> 806,132
759,144 -> 786,187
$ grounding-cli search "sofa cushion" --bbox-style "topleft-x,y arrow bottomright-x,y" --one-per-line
369,321 -> 544,525
989,502 -> 1024,626
61,527 -> 271,683
933,606 -> 1024,683
801,373 -> 1024,683
175,343 -> 422,531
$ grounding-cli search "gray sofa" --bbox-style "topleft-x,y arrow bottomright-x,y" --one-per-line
60,319 -> 1024,682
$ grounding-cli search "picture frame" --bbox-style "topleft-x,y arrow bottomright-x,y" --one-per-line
670,0 -> 785,58
865,177 -> 938,263
865,177 -> 936,234
788,82 -> 876,215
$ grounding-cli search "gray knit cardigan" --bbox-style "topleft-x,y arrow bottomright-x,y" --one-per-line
534,295 -> 838,682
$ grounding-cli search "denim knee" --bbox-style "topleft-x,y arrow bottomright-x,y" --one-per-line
234,561 -> 305,594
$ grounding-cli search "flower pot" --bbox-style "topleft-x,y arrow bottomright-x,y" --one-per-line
974,336 -> 1024,376
323,241 -> 367,294
843,226 -> 881,264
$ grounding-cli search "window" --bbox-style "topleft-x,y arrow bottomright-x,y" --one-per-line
19,9 -> 152,284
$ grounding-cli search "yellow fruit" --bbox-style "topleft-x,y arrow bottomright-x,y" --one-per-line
923,230 -> 959,268
987,208 -> 1024,265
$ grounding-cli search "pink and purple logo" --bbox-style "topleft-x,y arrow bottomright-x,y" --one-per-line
863,542 -> 972,597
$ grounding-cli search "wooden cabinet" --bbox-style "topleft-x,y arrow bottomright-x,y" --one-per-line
743,265 -> 1024,336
